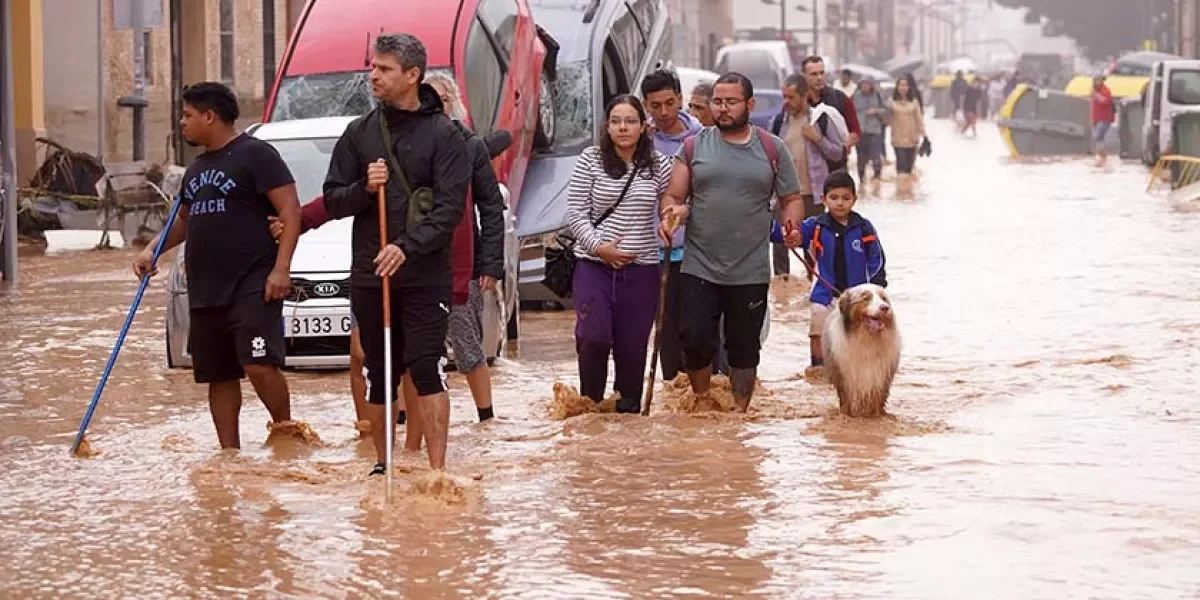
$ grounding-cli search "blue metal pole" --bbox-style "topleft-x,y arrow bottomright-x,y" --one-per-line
70,196 -> 184,455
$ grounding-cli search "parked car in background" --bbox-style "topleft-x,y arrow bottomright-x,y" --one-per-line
165,118 -> 520,370
714,41 -> 794,93
749,89 -> 785,130
263,0 -> 553,338
675,66 -> 720,96
516,0 -> 670,303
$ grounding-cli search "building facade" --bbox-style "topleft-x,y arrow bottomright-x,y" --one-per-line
10,0 -> 299,185
669,0 -> 734,69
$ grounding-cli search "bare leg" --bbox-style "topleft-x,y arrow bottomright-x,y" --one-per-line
244,364 -> 291,423
402,374 -> 423,452
729,366 -> 756,413
365,402 -> 398,466
419,391 -> 451,470
810,335 -> 824,365
208,380 -> 243,449
349,327 -> 368,431
687,364 -> 713,397
465,365 -> 493,411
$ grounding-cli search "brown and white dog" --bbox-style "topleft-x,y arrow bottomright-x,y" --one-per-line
822,284 -> 901,418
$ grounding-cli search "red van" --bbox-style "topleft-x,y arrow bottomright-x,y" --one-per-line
263,0 -> 558,211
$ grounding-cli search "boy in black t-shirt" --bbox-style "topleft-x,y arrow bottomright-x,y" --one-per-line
133,82 -> 302,449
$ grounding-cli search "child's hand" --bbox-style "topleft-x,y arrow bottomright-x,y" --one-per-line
783,221 -> 804,249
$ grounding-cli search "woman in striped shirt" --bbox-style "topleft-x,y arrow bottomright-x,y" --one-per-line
568,94 -> 672,413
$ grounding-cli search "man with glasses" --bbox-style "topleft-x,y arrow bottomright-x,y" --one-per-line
658,72 -> 806,413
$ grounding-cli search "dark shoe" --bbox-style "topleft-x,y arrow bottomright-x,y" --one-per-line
369,462 -> 386,477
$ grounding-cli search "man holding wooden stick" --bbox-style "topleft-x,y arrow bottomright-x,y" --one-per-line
322,33 -> 469,475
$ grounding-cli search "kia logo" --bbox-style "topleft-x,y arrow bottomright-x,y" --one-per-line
312,282 -> 340,297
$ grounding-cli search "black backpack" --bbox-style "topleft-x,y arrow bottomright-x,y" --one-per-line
771,110 -> 844,173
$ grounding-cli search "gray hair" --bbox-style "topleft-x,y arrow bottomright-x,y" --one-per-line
691,81 -> 714,100
375,33 -> 427,80
424,72 -> 467,121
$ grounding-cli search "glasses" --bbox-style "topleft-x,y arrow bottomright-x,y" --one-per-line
607,117 -> 642,127
710,98 -> 745,109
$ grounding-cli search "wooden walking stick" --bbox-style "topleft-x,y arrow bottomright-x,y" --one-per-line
643,213 -> 678,416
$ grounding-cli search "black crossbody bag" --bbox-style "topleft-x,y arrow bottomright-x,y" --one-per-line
542,165 -> 641,299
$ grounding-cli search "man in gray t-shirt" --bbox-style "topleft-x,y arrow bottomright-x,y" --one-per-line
660,72 -> 806,412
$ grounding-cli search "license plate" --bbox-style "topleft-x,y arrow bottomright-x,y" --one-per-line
284,313 -> 352,338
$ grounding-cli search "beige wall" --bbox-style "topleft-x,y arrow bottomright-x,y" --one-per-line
40,0 -> 292,167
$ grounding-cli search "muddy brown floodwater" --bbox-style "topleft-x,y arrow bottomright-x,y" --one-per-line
3,121 -> 1200,599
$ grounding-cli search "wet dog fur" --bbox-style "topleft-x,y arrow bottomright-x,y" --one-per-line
822,284 -> 901,418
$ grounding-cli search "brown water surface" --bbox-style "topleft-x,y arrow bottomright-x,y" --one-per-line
2,121 -> 1199,598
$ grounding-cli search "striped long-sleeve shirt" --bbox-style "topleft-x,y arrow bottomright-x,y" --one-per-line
567,146 -> 672,266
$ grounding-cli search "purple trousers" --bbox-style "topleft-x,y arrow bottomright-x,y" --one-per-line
573,259 -> 660,413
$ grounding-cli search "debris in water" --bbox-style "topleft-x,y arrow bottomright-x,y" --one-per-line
265,420 -> 322,444
72,436 -> 100,458
549,382 -> 617,420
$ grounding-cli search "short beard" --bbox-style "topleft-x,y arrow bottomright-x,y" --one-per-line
716,113 -> 750,132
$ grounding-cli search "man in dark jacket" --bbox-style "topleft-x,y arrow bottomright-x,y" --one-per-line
323,33 -> 469,475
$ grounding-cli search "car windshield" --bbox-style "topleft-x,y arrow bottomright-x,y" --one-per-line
1169,69 -> 1200,105
263,137 -> 338,205
549,59 -> 593,154
270,68 -> 454,121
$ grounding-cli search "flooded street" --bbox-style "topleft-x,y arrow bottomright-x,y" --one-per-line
2,120 -> 1200,598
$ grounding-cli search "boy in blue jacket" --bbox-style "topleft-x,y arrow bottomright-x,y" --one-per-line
770,171 -> 887,371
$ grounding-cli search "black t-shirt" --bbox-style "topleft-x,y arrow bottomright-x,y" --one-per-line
181,133 -> 295,308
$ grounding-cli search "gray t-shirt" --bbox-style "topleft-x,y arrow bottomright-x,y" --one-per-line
675,127 -> 801,285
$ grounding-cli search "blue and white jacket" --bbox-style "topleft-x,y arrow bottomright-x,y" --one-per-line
770,211 -> 887,306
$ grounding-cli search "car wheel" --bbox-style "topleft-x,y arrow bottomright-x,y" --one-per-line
534,69 -> 557,149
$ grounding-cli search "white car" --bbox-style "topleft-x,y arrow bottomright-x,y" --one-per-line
165,117 -> 519,370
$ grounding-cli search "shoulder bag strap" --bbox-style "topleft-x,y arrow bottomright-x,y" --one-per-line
377,112 -> 414,200
591,164 -> 641,228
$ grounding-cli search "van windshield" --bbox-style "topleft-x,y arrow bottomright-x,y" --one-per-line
720,51 -> 783,91
1168,69 -> 1200,105
270,69 -> 454,122
548,59 -> 593,154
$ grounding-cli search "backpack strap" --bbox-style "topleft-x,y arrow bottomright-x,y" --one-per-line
770,110 -> 785,136
754,127 -> 779,197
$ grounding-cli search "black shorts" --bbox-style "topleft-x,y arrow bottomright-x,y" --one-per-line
677,273 -> 769,371
352,284 -> 451,402
188,294 -> 285,384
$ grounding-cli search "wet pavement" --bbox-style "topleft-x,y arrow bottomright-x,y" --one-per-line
3,120 -> 1200,599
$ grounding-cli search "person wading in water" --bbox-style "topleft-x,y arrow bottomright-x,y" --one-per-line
133,82 -> 302,449
659,72 -> 807,412
322,33 -> 469,475
567,95 -> 672,413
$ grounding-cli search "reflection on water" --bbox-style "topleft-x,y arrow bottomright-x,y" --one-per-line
3,121 -> 1200,598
